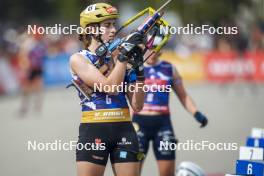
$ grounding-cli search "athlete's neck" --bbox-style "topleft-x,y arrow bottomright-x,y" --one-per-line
87,39 -> 101,54
145,58 -> 160,67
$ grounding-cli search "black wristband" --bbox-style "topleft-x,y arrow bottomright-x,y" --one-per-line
117,54 -> 128,62
136,75 -> 145,81
194,111 -> 201,118
135,64 -> 144,76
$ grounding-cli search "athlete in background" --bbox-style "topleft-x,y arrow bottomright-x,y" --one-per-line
18,31 -> 46,115
132,35 -> 208,176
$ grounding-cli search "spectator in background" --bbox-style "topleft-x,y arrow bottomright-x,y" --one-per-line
249,23 -> 264,51
18,31 -> 47,116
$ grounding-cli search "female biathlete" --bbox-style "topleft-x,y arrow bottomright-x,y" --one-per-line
69,3 -> 145,176
132,35 -> 208,176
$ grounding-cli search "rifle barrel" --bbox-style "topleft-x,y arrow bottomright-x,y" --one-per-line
156,0 -> 172,13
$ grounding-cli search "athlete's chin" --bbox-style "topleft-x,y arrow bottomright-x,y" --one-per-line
146,59 -> 156,65
107,36 -> 115,42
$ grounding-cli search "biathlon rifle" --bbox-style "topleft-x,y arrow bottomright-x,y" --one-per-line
67,0 -> 173,102
96,0 -> 173,61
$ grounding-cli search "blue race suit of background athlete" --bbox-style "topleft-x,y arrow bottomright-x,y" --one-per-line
142,60 -> 173,114
133,60 -> 177,160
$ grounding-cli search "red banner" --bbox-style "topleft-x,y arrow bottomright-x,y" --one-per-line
204,51 -> 264,82
244,51 -> 264,81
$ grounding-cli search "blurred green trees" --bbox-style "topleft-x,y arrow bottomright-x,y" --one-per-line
0,0 -> 255,26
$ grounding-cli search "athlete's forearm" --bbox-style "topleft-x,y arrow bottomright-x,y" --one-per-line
70,53 -> 128,92
127,81 -> 145,112
172,75 -> 198,115
105,60 -> 128,87
182,95 -> 198,115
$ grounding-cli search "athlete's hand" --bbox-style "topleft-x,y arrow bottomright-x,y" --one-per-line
194,111 -> 208,128
125,32 -> 144,44
130,46 -> 144,81
117,32 -> 144,62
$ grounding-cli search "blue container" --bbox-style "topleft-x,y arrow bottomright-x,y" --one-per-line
236,160 -> 264,176
247,137 -> 264,148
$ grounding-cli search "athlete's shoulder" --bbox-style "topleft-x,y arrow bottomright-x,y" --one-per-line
70,52 -> 81,61
160,60 -> 173,67
69,51 -> 92,67
74,49 -> 98,63
160,60 -> 179,76
78,49 -> 94,56
70,51 -> 85,61
78,50 -> 94,59
159,60 -> 175,73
